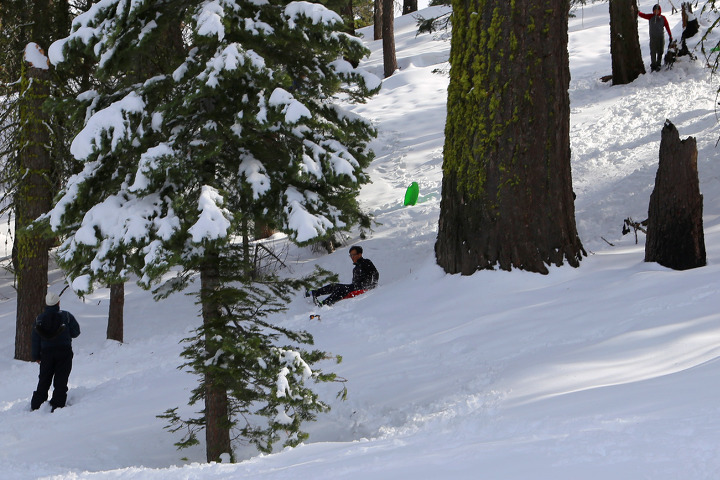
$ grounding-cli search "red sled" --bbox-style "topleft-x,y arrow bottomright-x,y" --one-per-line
342,289 -> 367,300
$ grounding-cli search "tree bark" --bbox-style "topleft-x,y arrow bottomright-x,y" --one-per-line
15,47 -> 53,361
200,252 -> 232,462
374,0 -> 383,40
107,282 -> 124,342
382,0 -> 397,78
436,0 -> 585,275
0,0 -> 72,83
8,0 -> 73,360
402,0 -> 417,15
609,0 -> 646,85
645,121 -> 705,270
341,0 -> 356,34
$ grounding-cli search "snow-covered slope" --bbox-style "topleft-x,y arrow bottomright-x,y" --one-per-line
2,3 -> 720,478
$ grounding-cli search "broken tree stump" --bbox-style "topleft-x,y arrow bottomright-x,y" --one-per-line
644,120 -> 706,270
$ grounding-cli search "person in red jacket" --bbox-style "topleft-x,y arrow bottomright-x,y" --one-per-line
638,4 -> 673,72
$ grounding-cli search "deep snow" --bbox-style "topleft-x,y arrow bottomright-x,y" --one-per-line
2,2 -> 720,479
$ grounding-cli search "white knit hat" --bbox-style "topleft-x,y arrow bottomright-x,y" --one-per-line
45,292 -> 60,306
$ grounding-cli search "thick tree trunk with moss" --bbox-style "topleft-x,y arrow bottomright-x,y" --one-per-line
609,0 -> 646,85
4,0 -> 72,361
14,53 -> 53,361
645,121 -> 706,270
435,0 -> 585,275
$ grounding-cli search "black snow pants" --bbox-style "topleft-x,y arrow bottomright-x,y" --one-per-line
650,36 -> 665,71
31,346 -> 74,410
314,283 -> 356,306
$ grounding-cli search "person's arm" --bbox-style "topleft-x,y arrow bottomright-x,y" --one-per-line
638,11 -> 653,20
66,312 -> 81,338
663,16 -> 673,39
369,261 -> 379,286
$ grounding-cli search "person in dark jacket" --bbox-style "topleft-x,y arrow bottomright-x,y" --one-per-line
307,245 -> 379,306
31,292 -> 81,412
679,2 -> 699,57
638,4 -> 673,72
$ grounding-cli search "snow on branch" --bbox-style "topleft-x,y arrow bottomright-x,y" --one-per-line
128,143 -> 175,192
284,1 -> 343,29
24,43 -> 49,70
188,186 -> 232,242
74,194 -> 160,247
48,0 -> 147,68
50,160 -> 102,231
48,0 -> 118,65
269,88 -> 311,124
199,44 -> 266,88
284,187 -> 334,242
54,190 -> 181,293
70,92 -> 146,160
329,58 -> 382,92
238,154 -> 271,200
195,0 -> 227,41
274,348 -> 313,399
302,138 -> 359,181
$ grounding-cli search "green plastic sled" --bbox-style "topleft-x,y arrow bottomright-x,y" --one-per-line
404,182 -> 419,206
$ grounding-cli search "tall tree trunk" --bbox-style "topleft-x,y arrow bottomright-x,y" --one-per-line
107,282 -> 124,342
609,0 -> 646,85
15,46 -> 53,361
645,121 -> 706,270
436,0 -> 585,275
374,0 -> 383,40
402,0 -> 417,15
201,250 -> 232,462
341,0 -> 356,34
382,0 -> 397,78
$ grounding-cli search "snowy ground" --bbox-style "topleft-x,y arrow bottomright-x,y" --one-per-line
2,2 -> 720,478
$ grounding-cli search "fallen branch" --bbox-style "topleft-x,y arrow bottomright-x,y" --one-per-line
622,217 -> 648,244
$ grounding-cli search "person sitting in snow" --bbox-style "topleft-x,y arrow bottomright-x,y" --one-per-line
307,245 -> 379,306
637,4 -> 673,72
678,2 -> 699,57
30,292 -> 81,412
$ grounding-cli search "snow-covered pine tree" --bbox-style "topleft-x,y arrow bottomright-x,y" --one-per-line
48,0 -> 379,462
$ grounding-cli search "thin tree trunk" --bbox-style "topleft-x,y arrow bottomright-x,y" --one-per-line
382,0 -> 397,77
15,47 -> 52,361
99,16 -> 185,347
609,0 -> 646,85
341,0 -> 356,34
436,0 -> 584,275
374,0 -> 383,40
402,0 -> 417,15
200,251 -> 232,462
107,282 -> 124,342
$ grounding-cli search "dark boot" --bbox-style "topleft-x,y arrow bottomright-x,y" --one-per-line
31,390 -> 47,411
